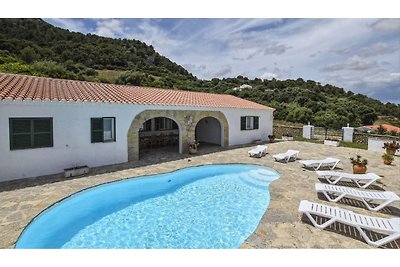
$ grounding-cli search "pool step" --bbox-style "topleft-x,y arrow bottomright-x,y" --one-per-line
237,172 -> 270,189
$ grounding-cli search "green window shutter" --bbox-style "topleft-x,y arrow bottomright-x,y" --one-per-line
10,119 -> 32,150
254,116 -> 259,129
240,116 -> 246,130
10,118 -> 53,149
12,119 -> 31,133
33,133 -> 52,147
11,133 -> 32,149
33,118 -> 53,147
33,119 -> 52,132
91,118 -> 104,143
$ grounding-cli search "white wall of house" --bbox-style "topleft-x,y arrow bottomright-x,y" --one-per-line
0,100 -> 273,181
223,108 -> 274,146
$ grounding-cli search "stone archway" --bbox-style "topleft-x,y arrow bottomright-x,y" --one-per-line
195,116 -> 223,146
127,110 -> 229,161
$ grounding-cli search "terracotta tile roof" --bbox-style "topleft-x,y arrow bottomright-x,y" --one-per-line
366,124 -> 400,133
0,73 -> 273,110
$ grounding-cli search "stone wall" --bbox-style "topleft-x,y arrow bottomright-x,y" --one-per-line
354,132 -> 400,144
273,125 -> 303,137
127,109 -> 229,161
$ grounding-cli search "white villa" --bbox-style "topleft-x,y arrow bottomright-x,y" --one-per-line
232,84 -> 253,91
0,73 -> 274,182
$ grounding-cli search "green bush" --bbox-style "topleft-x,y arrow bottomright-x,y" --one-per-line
0,62 -> 34,75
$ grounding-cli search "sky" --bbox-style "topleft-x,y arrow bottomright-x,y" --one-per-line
44,18 -> 400,103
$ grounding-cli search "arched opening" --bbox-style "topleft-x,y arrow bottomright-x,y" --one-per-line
195,117 -> 223,149
128,110 -> 228,161
139,117 -> 180,159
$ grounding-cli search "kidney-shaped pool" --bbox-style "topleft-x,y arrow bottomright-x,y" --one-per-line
16,164 -> 280,248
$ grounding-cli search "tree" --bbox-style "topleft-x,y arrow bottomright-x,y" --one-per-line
285,104 -> 313,124
313,111 -> 348,129
20,46 -> 37,63
116,71 -> 149,86
376,125 -> 387,135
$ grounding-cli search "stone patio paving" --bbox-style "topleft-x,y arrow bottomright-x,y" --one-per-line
0,141 -> 399,249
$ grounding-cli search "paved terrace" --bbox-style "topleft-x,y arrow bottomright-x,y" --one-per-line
0,141 -> 399,249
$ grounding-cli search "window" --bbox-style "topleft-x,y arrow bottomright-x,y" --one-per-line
140,120 -> 152,132
9,118 -> 53,150
246,116 -> 254,130
240,116 -> 259,130
155,118 -> 177,131
91,117 -> 116,143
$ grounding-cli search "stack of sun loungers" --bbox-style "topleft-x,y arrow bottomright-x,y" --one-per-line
298,169 -> 400,247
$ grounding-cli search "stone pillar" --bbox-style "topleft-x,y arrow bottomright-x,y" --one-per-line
342,124 -> 354,142
303,123 -> 314,139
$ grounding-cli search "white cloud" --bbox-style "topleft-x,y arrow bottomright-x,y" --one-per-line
358,42 -> 398,57
94,19 -> 125,38
335,42 -> 398,58
263,42 -> 292,55
370,19 -> 400,32
212,65 -> 232,77
322,56 -> 378,72
44,18 -> 87,33
183,64 -> 207,74
362,72 -> 400,88
260,72 -> 278,80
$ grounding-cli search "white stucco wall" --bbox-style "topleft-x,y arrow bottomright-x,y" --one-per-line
223,109 -> 274,146
368,138 -> 400,156
0,100 -> 274,181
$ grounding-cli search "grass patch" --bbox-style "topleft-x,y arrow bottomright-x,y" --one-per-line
97,69 -> 125,83
339,141 -> 367,150
294,136 -> 322,144
293,137 -> 368,149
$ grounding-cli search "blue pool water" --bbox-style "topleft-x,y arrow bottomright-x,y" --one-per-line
16,164 -> 279,249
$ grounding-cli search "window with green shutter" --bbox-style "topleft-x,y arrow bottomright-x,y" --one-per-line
240,116 -> 260,130
254,116 -> 259,129
240,116 -> 246,130
9,118 -> 53,150
91,117 -> 116,143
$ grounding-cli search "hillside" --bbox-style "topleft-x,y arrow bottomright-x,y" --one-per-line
0,18 -> 195,86
0,18 -> 399,130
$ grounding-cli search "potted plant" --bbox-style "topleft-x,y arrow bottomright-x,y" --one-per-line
350,155 -> 368,174
324,138 -> 340,147
381,153 -> 394,165
268,135 -> 275,143
382,140 -> 400,155
282,133 -> 293,141
188,140 -> 199,154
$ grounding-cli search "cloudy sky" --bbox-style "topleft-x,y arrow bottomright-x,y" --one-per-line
44,18 -> 400,103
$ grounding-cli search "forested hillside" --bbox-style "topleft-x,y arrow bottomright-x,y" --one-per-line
0,18 -> 195,87
0,18 -> 399,130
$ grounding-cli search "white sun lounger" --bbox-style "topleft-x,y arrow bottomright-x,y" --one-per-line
248,145 -> 267,158
315,183 -> 400,211
298,200 -> 400,247
299,157 -> 340,170
273,150 -> 299,163
316,171 -> 381,189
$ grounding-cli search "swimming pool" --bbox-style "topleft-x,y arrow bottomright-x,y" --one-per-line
16,164 -> 279,249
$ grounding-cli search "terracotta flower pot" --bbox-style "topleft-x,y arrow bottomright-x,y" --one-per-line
386,148 -> 396,156
189,146 -> 197,154
383,160 -> 392,165
352,164 -> 367,174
